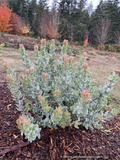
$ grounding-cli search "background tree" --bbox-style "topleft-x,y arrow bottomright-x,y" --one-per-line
73,0 -> 89,43
27,0 -> 36,31
0,2 -> 12,32
9,12 -> 21,34
59,0 -> 89,42
44,21 -> 61,39
33,0 -> 48,35
38,9 -> 49,37
45,0 -> 61,39
89,0 -> 120,44
104,0 -> 120,42
94,18 -> 111,46
88,0 -> 105,44
8,0 -> 26,17
115,28 -> 120,44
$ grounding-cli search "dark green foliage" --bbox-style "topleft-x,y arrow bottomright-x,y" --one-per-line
89,0 -> 120,44
59,0 -> 89,42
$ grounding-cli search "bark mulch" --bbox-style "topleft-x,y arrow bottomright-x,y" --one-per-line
0,82 -> 120,160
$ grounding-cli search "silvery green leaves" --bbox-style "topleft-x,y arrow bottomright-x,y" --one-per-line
52,106 -> 63,124
4,39 -> 119,142
16,115 -> 41,142
51,107 -> 71,128
60,110 -> 71,128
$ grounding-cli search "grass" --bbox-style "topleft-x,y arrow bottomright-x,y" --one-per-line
88,52 -> 94,55
117,54 -> 120,58
99,52 -> 106,55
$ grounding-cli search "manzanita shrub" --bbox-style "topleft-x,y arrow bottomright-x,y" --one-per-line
4,39 -> 119,142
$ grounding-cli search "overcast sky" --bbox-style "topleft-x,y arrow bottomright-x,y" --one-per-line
87,0 -> 100,9
49,0 -> 101,9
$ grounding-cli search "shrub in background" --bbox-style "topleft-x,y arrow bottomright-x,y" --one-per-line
55,39 -> 60,46
28,31 -> 34,37
37,36 -> 40,42
17,38 -> 21,44
84,38 -> 89,47
98,45 -> 105,50
4,42 -> 9,47
32,41 -> 36,45
74,41 -> 79,46
4,39 -> 119,142
105,44 -> 120,52
9,38 -> 14,43
0,43 -> 5,51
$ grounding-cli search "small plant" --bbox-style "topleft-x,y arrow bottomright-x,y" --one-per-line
0,43 -> 5,50
28,31 -> 34,37
4,39 -> 119,142
37,36 -> 40,42
68,49 -> 73,55
55,39 -> 60,46
17,38 -> 21,44
106,96 -> 112,105
107,44 -> 114,52
0,43 -> 4,53
4,42 -> 9,47
46,40 -> 51,52
101,129 -> 111,135
98,45 -> 105,50
69,41 -> 74,45
72,47 -> 79,52
79,41 -> 84,46
74,41 -> 79,46
32,41 -> 36,45
9,38 -> 14,43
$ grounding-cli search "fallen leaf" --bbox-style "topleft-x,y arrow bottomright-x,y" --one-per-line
13,134 -> 18,139
7,104 -> 11,110
4,121 -> 10,126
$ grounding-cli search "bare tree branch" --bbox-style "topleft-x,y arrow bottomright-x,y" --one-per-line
94,18 -> 111,46
115,29 -> 120,44
0,141 -> 30,159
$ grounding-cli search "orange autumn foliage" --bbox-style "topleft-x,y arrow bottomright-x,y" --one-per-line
0,2 -> 12,32
97,45 -> 105,50
9,13 -> 30,35
20,24 -> 31,34
44,21 -> 61,39
9,12 -> 21,34
84,38 -> 89,47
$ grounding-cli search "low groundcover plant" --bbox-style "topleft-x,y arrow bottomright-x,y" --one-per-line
4,39 -> 119,142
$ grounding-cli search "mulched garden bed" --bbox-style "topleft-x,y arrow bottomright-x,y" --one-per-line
0,82 -> 120,160
0,34 -> 39,50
